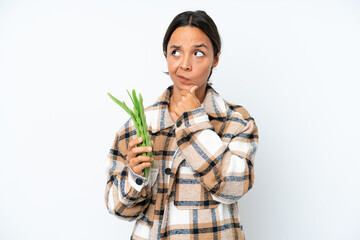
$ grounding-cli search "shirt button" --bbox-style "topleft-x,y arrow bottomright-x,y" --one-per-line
165,168 -> 171,175
135,178 -> 143,185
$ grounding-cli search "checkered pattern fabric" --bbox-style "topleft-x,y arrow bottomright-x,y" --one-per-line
105,83 -> 259,239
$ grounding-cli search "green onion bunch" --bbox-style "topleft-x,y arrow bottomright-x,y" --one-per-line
107,90 -> 154,179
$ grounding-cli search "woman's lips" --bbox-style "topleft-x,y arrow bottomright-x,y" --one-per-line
178,75 -> 190,84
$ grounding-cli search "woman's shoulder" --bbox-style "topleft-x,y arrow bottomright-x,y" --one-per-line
222,100 -> 258,137
207,83 -> 254,123
225,101 -> 254,122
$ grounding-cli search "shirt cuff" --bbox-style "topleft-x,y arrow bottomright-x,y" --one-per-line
128,167 -> 148,192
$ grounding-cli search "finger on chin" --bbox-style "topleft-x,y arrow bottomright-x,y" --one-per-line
190,85 -> 198,94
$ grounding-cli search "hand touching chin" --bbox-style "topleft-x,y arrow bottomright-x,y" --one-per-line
170,85 -> 200,122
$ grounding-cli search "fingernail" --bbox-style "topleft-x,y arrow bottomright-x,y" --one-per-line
148,147 -> 152,151
139,137 -> 142,141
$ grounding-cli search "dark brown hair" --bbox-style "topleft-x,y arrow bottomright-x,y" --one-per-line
163,10 -> 221,80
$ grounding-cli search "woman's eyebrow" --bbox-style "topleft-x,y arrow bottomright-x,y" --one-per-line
169,44 -> 208,49
194,44 -> 208,49
169,45 -> 181,49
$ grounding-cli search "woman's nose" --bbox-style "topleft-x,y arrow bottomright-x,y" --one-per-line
180,55 -> 191,71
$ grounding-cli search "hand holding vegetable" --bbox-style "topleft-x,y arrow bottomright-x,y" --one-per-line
127,137 -> 154,175
108,90 -> 154,179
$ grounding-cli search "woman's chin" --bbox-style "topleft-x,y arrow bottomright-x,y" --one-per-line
174,81 -> 191,90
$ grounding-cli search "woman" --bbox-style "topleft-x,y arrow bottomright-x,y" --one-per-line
105,10 -> 259,240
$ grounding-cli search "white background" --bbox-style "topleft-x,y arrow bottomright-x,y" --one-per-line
1,0 -> 359,239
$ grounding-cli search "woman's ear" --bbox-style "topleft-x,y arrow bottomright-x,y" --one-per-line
163,50 -> 167,57
212,51 -> 221,68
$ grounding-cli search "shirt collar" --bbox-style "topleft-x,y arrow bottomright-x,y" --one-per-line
147,83 -> 229,134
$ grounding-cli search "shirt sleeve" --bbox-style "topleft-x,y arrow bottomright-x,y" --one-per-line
104,118 -> 153,221
174,106 -> 258,204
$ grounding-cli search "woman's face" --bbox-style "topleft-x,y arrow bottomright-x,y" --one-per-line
165,26 -> 220,93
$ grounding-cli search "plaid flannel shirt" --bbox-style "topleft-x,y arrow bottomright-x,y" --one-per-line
105,83 -> 259,240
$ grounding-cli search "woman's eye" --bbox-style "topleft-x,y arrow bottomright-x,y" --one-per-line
172,50 -> 180,56
194,51 -> 204,57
